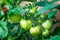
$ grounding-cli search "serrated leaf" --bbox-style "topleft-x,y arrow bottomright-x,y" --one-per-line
37,2 -> 56,15
36,0 -> 59,15
47,9 -> 57,18
0,21 -> 8,39
8,8 -> 27,15
36,2 -> 52,6
36,0 -> 58,6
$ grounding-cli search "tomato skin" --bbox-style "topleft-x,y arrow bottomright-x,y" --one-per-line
42,30 -> 50,37
9,14 -> 20,23
20,19 -> 31,31
30,26 -> 41,36
30,7 -> 37,14
42,20 -> 52,30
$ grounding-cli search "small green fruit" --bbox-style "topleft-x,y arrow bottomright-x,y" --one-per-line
42,30 -> 50,37
9,14 -> 20,23
30,7 -> 37,14
30,26 -> 41,36
42,20 -> 52,30
20,19 -> 31,30
40,13 -> 45,19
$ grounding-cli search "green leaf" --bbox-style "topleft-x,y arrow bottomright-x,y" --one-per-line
8,35 -> 14,40
0,11 -> 4,17
0,21 -> 8,39
46,0 -> 59,2
8,8 -> 27,14
0,5 -> 2,10
4,0 -> 13,8
10,0 -> 17,2
46,35 -> 60,40
47,9 -> 57,19
0,11 -> 2,17
36,0 -> 59,15
37,2 -> 56,15
17,28 -> 25,37
36,2 -> 52,6
36,0 -> 58,6
50,35 -> 60,40
54,27 -> 60,35
7,23 -> 15,30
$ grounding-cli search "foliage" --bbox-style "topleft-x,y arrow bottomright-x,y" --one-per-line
0,21 -> 8,39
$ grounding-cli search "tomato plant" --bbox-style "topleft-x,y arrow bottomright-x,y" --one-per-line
0,0 -> 60,40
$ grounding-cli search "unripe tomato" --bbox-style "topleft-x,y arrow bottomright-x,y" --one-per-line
40,13 -> 45,19
20,19 -> 31,30
38,19 -> 43,23
30,7 -> 37,14
9,14 -> 20,23
0,0 -> 3,4
42,20 -> 52,30
42,30 -> 50,37
30,26 -> 41,36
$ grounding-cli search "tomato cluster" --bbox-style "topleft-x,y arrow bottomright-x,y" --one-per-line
8,7 -> 53,37
20,19 -> 52,37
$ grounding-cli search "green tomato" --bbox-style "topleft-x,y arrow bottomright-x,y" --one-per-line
0,0 -> 3,4
20,19 -> 31,30
38,19 -> 43,23
30,26 -> 41,36
42,20 -> 52,30
9,14 -> 20,23
30,7 -> 37,14
42,30 -> 50,37
26,8 -> 29,12
40,13 -> 45,19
